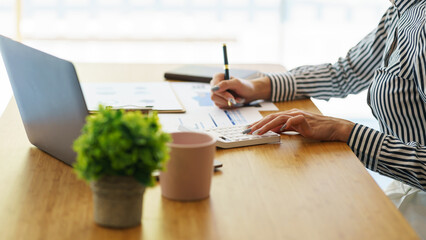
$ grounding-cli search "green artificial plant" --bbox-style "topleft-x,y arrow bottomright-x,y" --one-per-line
73,105 -> 171,186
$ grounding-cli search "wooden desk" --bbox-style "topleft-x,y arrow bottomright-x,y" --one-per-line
0,64 -> 418,240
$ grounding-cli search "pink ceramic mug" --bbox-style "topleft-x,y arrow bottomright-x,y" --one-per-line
160,131 -> 216,201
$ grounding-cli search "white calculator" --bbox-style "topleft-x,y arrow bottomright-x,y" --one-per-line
179,125 -> 281,148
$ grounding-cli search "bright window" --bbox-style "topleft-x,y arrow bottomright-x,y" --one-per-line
13,0 -> 389,65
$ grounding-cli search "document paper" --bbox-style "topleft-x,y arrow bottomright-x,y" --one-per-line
171,82 -> 278,111
81,82 -> 184,112
159,82 -> 276,132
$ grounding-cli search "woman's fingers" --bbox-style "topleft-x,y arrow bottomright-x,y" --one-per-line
210,74 -> 271,108
248,113 -> 292,135
210,73 -> 225,87
245,109 -> 312,135
210,79 -> 235,108
211,89 -> 236,104
284,115 -> 312,137
243,108 -> 355,142
210,94 -> 229,108
211,77 -> 240,93
211,75 -> 245,108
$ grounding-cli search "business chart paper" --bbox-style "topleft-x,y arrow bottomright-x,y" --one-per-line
157,82 -> 278,132
81,82 -> 184,112
158,107 -> 263,132
170,82 -> 278,111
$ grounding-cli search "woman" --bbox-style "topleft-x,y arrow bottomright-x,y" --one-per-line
211,0 -> 425,236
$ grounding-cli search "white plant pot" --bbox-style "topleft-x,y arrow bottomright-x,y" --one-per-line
90,176 -> 146,228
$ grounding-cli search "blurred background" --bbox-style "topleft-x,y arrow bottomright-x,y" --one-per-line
0,0 -> 392,187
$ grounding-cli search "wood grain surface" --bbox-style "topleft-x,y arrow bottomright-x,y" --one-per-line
0,63 -> 418,240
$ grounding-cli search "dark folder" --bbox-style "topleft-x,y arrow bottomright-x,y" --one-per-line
164,65 -> 260,83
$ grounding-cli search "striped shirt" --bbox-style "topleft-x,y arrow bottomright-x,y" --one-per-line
267,0 -> 426,190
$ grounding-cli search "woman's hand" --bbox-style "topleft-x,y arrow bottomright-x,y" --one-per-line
210,73 -> 271,109
246,109 -> 355,142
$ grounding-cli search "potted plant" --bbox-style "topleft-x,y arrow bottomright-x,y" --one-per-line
73,105 -> 170,228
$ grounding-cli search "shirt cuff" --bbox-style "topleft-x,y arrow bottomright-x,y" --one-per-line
347,124 -> 386,171
265,72 -> 296,102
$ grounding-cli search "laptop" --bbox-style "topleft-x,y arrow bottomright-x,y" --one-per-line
0,35 -> 88,166
0,36 -> 223,169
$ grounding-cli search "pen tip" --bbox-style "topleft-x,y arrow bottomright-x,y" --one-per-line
223,43 -> 226,47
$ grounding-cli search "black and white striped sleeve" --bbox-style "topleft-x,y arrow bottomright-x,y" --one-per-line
348,124 -> 426,190
267,10 -> 393,102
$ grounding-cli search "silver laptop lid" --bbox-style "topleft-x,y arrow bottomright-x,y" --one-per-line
0,35 -> 89,166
